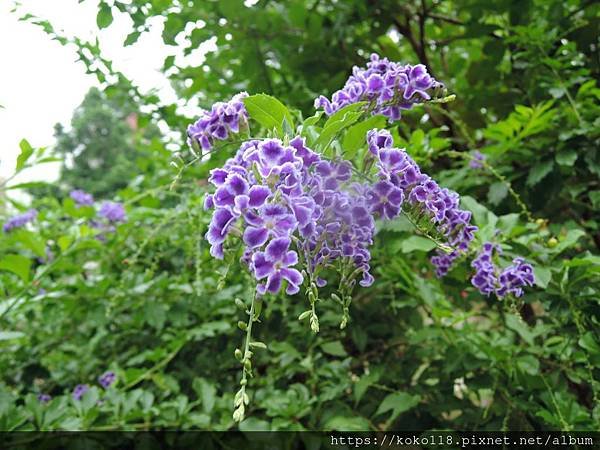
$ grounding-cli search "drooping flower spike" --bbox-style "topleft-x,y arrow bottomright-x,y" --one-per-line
315,54 -> 442,121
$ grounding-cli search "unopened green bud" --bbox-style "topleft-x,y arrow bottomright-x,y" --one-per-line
548,237 -> 558,248
298,310 -> 312,321
234,349 -> 243,361
237,321 -> 247,331
235,298 -> 246,310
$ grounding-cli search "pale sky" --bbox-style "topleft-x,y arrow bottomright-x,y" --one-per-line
0,0 -> 212,190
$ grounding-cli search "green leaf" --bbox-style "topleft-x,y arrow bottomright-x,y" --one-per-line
124,31 -> 141,46
301,112 -> 323,130
4,181 -> 48,191
16,139 -> 34,171
555,149 -> 578,166
0,254 -> 32,283
97,3 -> 113,29
13,230 -> 46,258
579,332 -> 600,354
0,331 -> 25,341
505,314 -> 535,345
322,415 -> 371,431
315,104 -> 365,150
526,160 -> 554,187
533,266 -> 552,289
354,370 -> 380,404
342,115 -> 386,158
516,355 -> 539,375
192,377 -> 216,413
243,94 -> 294,135
144,302 -> 166,330
375,392 -> 421,422
320,341 -> 347,357
487,181 -> 508,206
400,236 -> 437,253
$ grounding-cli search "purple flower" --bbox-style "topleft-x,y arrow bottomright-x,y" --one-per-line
243,204 -> 297,248
252,237 -> 303,295
98,371 -> 116,389
38,393 -> 51,403
72,384 -> 89,401
469,151 -> 486,169
366,129 -> 393,155
368,180 -> 404,220
470,243 -> 535,298
205,208 -> 237,258
496,257 -> 535,298
3,209 -> 37,233
314,53 -> 441,121
470,243 -> 500,296
187,92 -> 248,151
99,202 -> 126,223
70,189 -> 94,206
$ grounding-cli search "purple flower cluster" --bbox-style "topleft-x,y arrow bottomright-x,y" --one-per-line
204,136 -> 376,295
187,92 -> 249,151
471,243 -> 535,298
72,384 -> 89,401
99,202 -> 126,223
98,371 -> 116,388
70,189 -> 94,206
2,209 -> 38,233
38,393 -> 52,403
366,129 -> 478,276
469,151 -> 486,169
314,54 -> 441,121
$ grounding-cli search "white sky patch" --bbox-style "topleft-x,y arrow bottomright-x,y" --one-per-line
0,0 -> 215,193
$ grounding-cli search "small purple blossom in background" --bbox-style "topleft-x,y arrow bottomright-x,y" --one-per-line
471,243 -> 535,298
469,151 -> 486,169
187,92 -> 248,151
99,202 -> 126,223
314,53 -> 442,121
72,384 -> 89,401
2,209 -> 37,233
98,371 -> 116,388
70,189 -> 94,206
38,393 -> 51,403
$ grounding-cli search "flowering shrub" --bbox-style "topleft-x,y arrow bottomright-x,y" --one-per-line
190,54 -> 535,421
